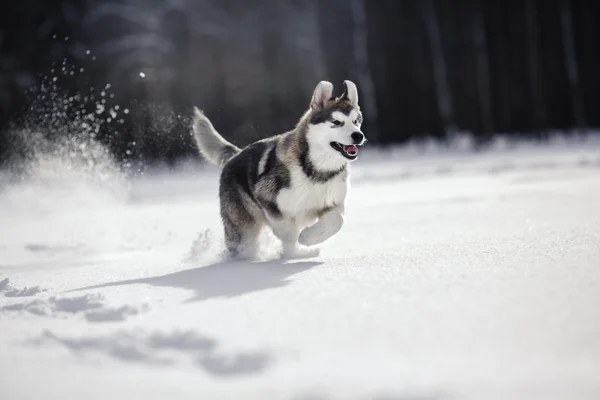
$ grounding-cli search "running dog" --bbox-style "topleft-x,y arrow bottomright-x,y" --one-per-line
192,80 -> 366,259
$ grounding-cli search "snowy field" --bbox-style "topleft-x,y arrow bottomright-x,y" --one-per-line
1,137 -> 600,400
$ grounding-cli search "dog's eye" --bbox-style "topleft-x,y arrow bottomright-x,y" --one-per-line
353,120 -> 358,125
332,120 -> 342,126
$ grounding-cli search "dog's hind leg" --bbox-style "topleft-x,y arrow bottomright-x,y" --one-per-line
221,195 -> 263,260
222,215 -> 262,260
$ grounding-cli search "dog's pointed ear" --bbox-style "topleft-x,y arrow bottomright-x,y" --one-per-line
340,80 -> 359,107
310,81 -> 334,111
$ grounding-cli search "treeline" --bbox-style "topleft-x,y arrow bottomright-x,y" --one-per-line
1,0 -> 599,166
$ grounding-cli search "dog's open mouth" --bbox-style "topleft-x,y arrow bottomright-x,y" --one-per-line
330,142 -> 361,160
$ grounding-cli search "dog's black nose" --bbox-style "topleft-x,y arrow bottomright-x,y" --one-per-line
351,132 -> 364,144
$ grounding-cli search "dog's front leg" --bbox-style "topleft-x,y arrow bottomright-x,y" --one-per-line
298,209 -> 344,247
270,218 -> 320,259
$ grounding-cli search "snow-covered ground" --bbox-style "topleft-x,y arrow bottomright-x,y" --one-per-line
1,137 -> 600,400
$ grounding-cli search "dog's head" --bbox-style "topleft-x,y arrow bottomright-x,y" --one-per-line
305,80 -> 366,168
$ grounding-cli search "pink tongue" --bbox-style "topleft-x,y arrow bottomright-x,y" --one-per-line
343,145 -> 359,154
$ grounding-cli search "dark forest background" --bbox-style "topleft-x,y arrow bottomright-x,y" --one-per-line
1,0 -> 599,167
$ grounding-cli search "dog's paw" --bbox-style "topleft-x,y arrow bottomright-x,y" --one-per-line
298,228 -> 321,247
298,212 -> 343,246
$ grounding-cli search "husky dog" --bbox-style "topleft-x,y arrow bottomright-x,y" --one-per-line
192,80 -> 366,259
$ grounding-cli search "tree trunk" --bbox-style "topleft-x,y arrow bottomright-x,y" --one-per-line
526,0 -> 546,135
473,1 -> 493,141
560,0 -> 585,130
422,0 -> 455,140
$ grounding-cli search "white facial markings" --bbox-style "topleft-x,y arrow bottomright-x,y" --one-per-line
307,106 -> 366,167
306,123 -> 350,170
349,109 -> 358,123
330,110 -> 361,128
331,111 -> 349,124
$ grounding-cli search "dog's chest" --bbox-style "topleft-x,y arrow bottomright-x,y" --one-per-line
277,169 -> 347,218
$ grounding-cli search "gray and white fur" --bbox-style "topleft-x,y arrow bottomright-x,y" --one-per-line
192,80 -> 366,259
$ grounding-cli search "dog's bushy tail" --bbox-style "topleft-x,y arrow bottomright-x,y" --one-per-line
192,107 -> 240,168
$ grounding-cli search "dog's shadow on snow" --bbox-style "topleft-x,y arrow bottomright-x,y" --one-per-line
69,258 -> 321,302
